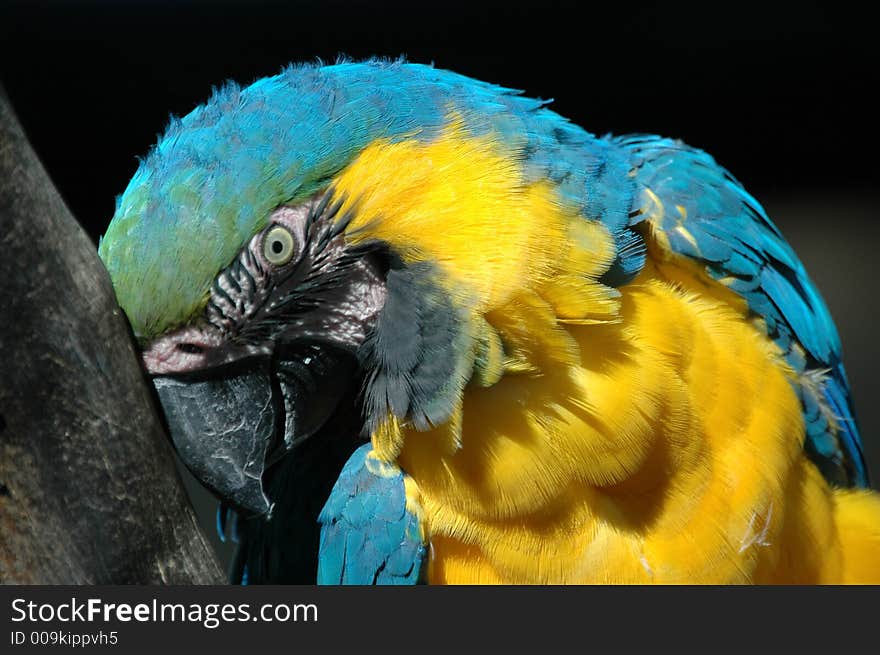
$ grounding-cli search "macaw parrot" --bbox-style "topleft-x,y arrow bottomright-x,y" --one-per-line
98,59 -> 879,584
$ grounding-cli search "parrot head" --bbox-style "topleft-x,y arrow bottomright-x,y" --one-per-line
98,60 -> 623,518
119,193 -> 386,517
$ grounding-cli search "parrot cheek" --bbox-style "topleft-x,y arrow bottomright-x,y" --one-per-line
152,360 -> 279,517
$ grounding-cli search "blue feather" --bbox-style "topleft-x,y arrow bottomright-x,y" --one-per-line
215,504 -> 228,544
616,135 -> 867,487
317,444 -> 425,585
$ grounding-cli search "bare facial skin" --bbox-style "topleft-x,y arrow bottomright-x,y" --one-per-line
142,194 -> 387,376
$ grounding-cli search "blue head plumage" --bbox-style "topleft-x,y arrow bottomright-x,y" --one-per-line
98,59 -> 638,339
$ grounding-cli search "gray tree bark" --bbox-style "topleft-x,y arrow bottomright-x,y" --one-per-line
0,85 -> 224,584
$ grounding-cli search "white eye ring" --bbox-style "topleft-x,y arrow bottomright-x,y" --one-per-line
262,225 -> 296,266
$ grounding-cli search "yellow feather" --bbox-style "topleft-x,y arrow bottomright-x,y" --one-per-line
333,122 -> 619,315
372,414 -> 404,462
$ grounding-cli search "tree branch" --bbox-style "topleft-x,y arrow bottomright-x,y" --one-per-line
0,85 -> 224,584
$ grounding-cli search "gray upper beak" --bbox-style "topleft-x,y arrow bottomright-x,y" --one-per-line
151,345 -> 357,517
153,360 -> 278,516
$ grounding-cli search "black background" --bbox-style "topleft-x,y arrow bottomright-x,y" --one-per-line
1,0 -> 877,559
1,1 -> 876,225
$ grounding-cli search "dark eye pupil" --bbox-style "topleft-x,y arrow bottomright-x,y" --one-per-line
271,240 -> 284,254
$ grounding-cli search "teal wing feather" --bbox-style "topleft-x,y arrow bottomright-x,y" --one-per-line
612,135 -> 867,487
317,444 -> 426,585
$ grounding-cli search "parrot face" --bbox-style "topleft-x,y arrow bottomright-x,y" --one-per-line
142,194 -> 388,515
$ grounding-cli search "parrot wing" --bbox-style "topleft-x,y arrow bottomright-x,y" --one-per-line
224,443 -> 425,584
316,444 -> 426,584
614,135 -> 867,487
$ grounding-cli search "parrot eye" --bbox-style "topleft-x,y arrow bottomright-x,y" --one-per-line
263,225 -> 296,266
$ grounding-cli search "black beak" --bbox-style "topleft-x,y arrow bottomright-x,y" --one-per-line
153,359 -> 279,516
151,345 -> 357,518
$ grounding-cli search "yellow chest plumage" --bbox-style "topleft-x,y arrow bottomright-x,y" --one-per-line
399,261 -> 879,583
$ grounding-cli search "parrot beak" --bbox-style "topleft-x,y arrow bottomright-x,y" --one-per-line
153,359 -> 279,517
151,345 -> 357,517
